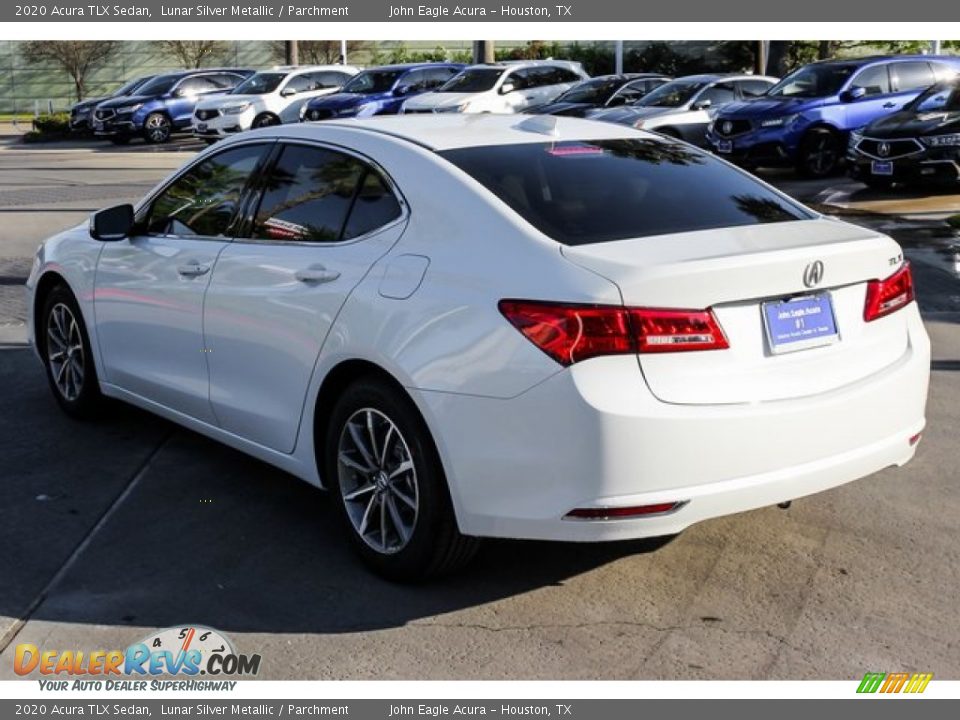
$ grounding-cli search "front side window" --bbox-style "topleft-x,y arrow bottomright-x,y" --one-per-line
697,83 -> 737,106
438,68 -> 504,93
252,145 -> 401,243
342,70 -> 404,95
147,144 -> 267,237
234,72 -> 287,95
767,64 -> 856,98
738,79 -> 773,98
635,80 -> 708,108
851,65 -> 891,96
440,139 -> 813,246
136,74 -> 179,96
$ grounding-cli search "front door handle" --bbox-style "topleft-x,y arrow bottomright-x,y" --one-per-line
295,266 -> 341,284
177,261 -> 210,277
882,102 -> 897,108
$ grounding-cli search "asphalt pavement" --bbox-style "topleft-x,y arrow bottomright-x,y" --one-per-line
0,136 -> 958,680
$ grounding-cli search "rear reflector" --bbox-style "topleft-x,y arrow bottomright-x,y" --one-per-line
498,300 -> 728,366
864,262 -> 914,322
565,502 -> 687,520
909,433 -> 922,446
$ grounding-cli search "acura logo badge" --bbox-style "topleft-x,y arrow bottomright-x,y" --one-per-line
721,120 -> 733,134
878,142 -> 891,157
803,260 -> 825,288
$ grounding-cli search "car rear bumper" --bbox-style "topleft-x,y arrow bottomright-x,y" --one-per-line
415,306 -> 930,542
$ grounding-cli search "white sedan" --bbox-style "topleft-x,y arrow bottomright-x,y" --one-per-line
26,115 -> 929,581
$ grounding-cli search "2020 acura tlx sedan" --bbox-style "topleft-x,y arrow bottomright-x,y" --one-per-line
27,115 -> 930,580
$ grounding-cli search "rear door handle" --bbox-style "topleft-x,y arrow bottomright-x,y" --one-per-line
882,102 -> 897,108
177,261 -> 210,277
295,266 -> 341,284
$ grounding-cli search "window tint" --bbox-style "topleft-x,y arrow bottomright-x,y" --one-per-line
892,62 -> 935,92
737,79 -> 772,97
851,65 -> 891,96
252,145 -> 400,243
554,67 -> 584,84
313,71 -> 351,89
209,73 -> 245,89
343,172 -> 402,239
931,63 -> 959,83
440,140 -> 812,246
698,83 -> 736,106
147,144 -> 266,237
176,77 -> 218,96
399,69 -> 430,91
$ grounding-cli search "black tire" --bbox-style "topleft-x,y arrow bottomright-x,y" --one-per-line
110,135 -> 132,145
324,377 -> 480,582
142,112 -> 172,144
251,113 -> 280,129
797,128 -> 842,178
40,284 -> 105,419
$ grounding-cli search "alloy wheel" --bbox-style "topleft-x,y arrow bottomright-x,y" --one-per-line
806,135 -> 837,176
337,408 -> 419,555
46,302 -> 85,402
145,114 -> 170,143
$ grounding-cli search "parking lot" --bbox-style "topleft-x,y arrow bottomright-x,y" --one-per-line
1,133 -> 959,680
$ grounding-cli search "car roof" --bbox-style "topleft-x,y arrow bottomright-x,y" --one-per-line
667,73 -> 777,83
809,54 -> 953,68
160,68 -> 254,79
274,114 -> 647,151
360,62 -> 463,72
585,73 -> 670,82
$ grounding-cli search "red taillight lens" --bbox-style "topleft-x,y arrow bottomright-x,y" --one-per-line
565,501 -> 687,520
864,262 -> 915,322
498,300 -> 728,366
628,308 -> 729,353
497,300 -> 633,366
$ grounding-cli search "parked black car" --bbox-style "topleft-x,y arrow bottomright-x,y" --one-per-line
93,68 -> 254,144
524,73 -> 670,117
849,76 -> 960,188
69,75 -> 155,132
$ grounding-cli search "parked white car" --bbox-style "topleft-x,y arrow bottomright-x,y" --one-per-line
400,60 -> 589,114
27,115 -> 929,581
192,65 -> 359,140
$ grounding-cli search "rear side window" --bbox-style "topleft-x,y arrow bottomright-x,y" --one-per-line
440,139 -> 813,246
891,62 -> 935,92
252,145 -> 401,243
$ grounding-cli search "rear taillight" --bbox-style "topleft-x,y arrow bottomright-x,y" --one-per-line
864,262 -> 914,322
498,300 -> 728,366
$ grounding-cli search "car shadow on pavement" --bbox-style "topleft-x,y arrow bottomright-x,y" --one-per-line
0,348 -> 666,637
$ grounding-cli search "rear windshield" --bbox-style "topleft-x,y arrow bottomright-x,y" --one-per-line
440,139 -> 813,246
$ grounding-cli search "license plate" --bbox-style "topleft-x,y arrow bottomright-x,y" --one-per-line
196,123 -> 207,132
762,293 -> 839,354
871,160 -> 893,175
716,139 -> 733,154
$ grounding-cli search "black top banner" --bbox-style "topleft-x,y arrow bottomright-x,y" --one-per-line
6,0 -> 960,22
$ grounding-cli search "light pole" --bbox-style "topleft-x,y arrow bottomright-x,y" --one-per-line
285,40 -> 299,66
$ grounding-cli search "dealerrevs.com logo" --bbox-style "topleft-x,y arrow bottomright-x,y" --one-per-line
14,626 -> 261,690
857,672 -> 933,694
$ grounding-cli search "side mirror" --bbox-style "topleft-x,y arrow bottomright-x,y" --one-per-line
692,98 -> 712,110
499,82 -> 516,95
90,204 -> 134,241
841,86 -> 867,102
281,87 -> 297,97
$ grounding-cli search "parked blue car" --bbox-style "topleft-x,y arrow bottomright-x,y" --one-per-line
300,63 -> 465,121
706,55 -> 960,177
92,68 -> 254,144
